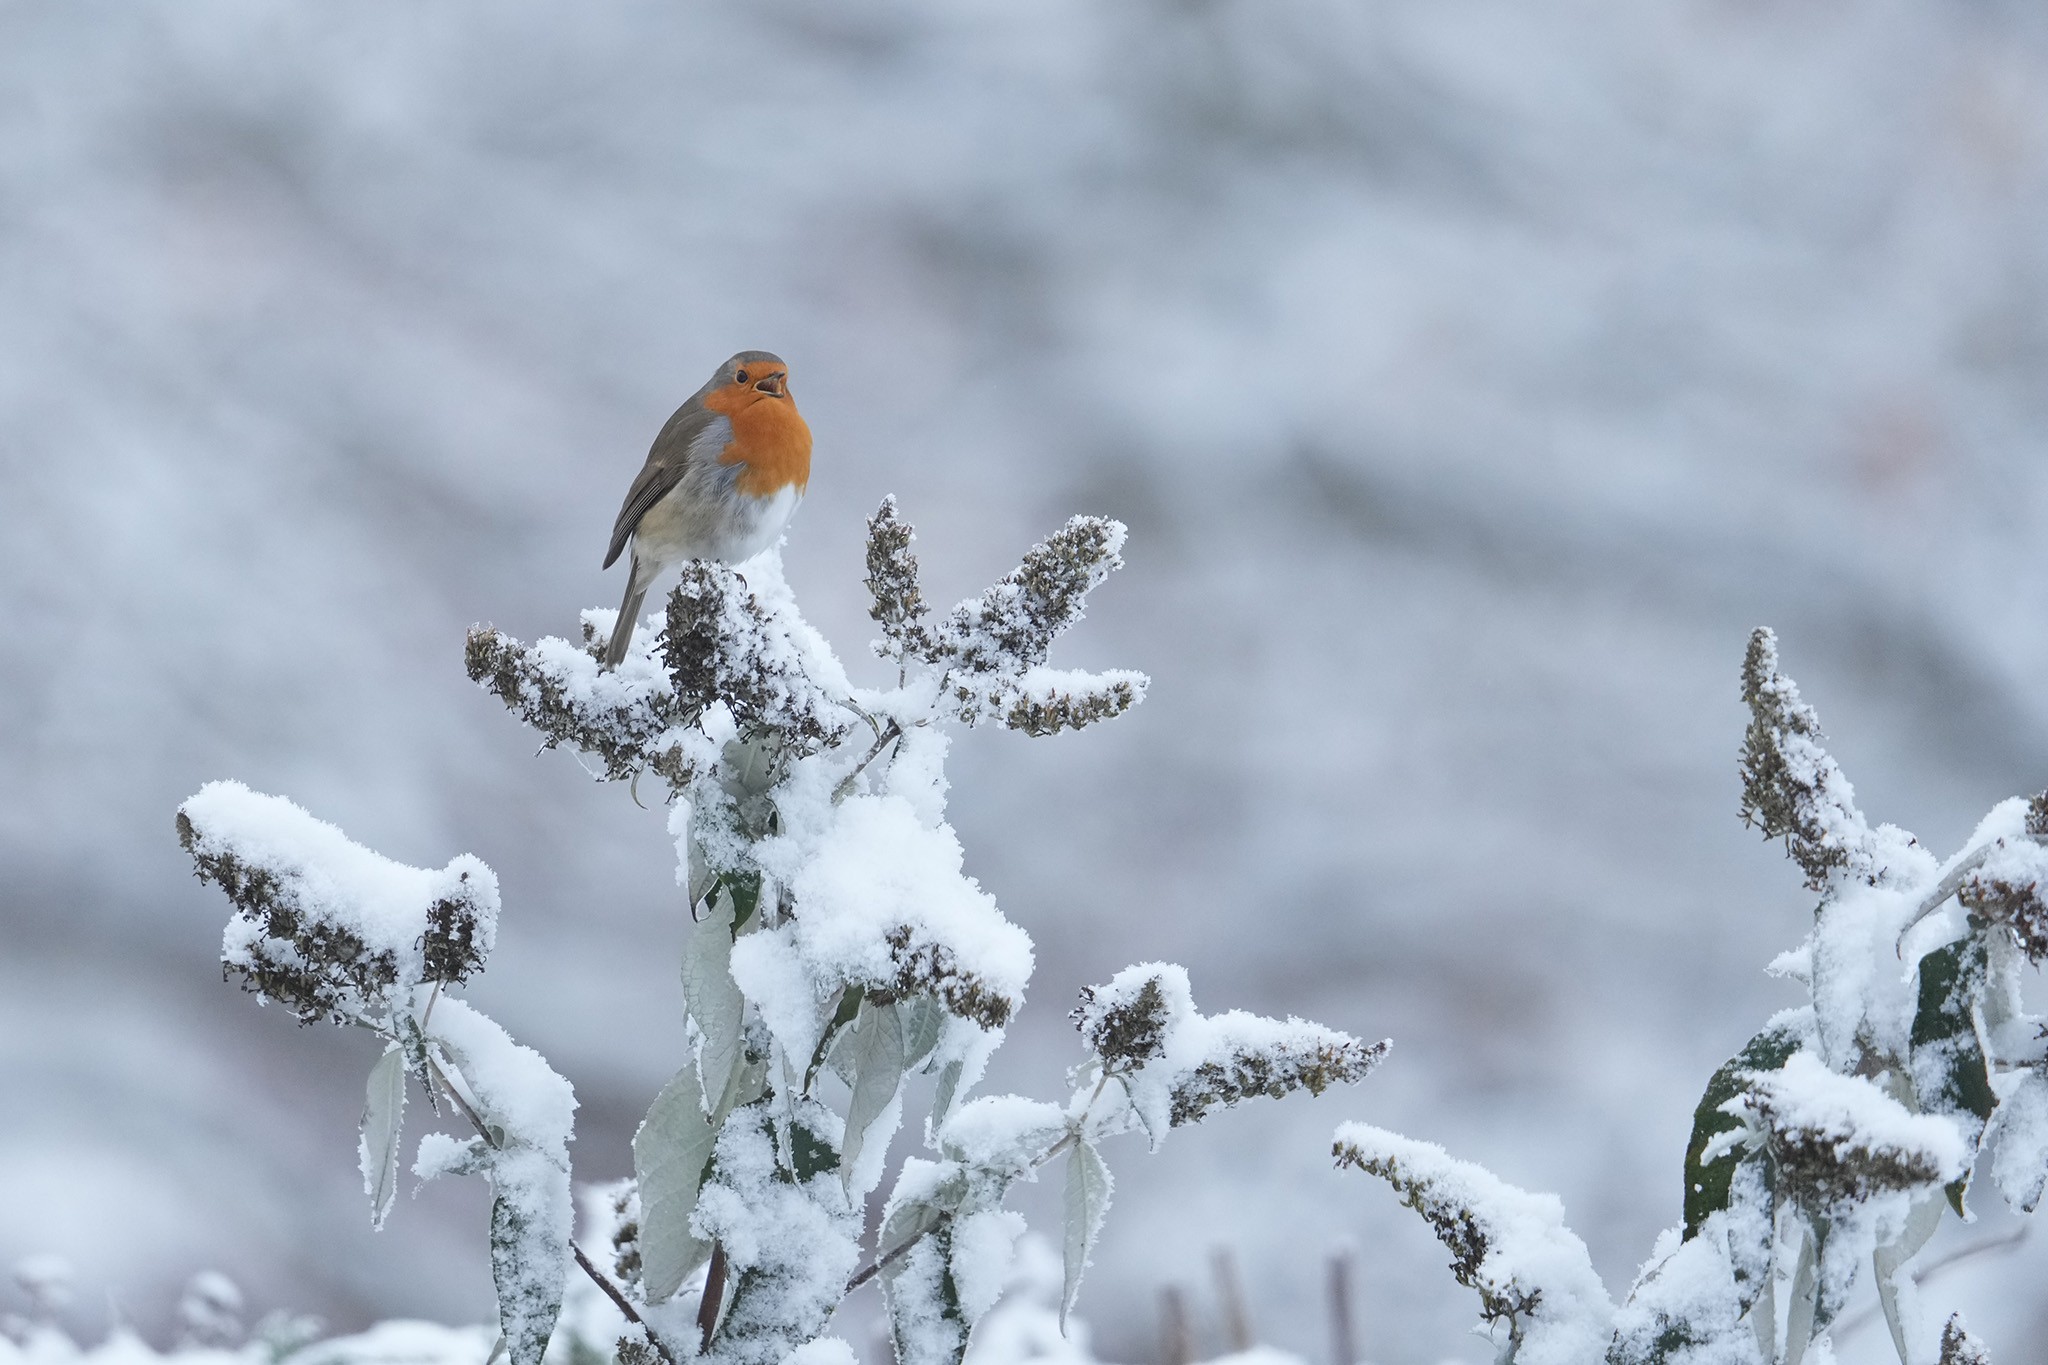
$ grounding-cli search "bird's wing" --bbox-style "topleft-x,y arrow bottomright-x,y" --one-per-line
602,402 -> 727,569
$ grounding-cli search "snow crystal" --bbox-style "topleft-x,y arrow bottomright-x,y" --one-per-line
1989,1067 -> 2048,1212
429,1001 -> 576,1158
755,793 -> 1032,1040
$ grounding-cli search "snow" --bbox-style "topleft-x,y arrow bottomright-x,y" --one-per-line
427,1002 -> 577,1161
937,1098 -> 1068,1175
688,1110 -> 861,1365
766,792 -> 1033,1026
1738,1053 -> 1969,1194
1332,1123 -> 1615,1365
180,781 -> 499,1017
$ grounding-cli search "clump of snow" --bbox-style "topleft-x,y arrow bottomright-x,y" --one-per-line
179,781 -> 498,1024
1737,1053 -> 1969,1204
761,792 -> 1033,1035
690,1109 -> 860,1365
1333,1122 -> 1615,1365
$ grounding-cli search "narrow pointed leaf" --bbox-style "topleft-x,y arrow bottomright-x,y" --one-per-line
359,1045 -> 407,1230
682,895 -> 745,1108
931,1059 -> 964,1130
489,1178 -> 567,1365
633,1063 -> 719,1302
843,998 -> 907,1189
1061,1139 -> 1112,1330
1875,1195 -> 1945,1365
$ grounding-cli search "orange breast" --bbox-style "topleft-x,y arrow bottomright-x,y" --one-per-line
706,386 -> 812,498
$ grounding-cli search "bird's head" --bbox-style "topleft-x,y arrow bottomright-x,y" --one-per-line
703,350 -> 793,413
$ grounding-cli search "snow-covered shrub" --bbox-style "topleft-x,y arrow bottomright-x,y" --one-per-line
1336,628 -> 2047,1365
179,502 -> 1385,1365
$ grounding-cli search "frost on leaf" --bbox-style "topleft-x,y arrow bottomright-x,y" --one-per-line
1334,1124 -> 1614,1365
178,781 -> 498,1024
1737,629 -> 1879,892
1076,965 -> 1387,1142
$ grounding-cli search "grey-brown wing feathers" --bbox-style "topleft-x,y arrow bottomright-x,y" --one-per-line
602,401 -> 724,569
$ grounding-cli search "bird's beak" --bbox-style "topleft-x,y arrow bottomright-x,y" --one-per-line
755,372 -> 787,397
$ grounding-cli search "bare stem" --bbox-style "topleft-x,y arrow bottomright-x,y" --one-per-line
832,721 -> 903,803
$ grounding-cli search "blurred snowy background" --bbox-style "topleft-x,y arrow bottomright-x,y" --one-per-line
7,0 -> 2048,1359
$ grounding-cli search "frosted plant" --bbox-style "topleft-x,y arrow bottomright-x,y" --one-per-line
1336,627 -> 2047,1365
181,501 -> 1385,1365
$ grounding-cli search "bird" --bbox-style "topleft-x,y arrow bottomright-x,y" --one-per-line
600,350 -> 812,671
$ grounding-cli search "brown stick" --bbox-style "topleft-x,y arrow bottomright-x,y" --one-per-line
1211,1247 -> 1253,1352
1327,1245 -> 1358,1365
1160,1286 -> 1194,1365
697,1241 -> 729,1353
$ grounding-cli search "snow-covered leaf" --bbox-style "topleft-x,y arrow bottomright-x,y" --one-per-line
931,1059 -> 964,1129
1909,937 -> 1995,1214
487,1157 -> 568,1365
841,997 -> 906,1192
632,1062 -> 718,1302
358,1045 -> 407,1230
1989,1067 -> 2048,1213
1683,1019 -> 1804,1239
903,995 -> 946,1071
1874,1195 -> 1944,1365
682,895 -> 745,1108
1059,1139 -> 1111,1331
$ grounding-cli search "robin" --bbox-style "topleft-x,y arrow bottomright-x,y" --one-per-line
600,350 -> 812,670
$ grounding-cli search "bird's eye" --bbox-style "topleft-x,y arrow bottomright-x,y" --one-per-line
734,369 -> 749,385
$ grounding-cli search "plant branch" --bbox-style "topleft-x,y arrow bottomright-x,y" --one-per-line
425,1043 -> 678,1365
832,720 -> 902,803
844,1081 -> 1104,1293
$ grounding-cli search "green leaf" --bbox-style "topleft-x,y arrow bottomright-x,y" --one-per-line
681,894 -> 746,1108
903,995 -> 946,1072
931,1059 -> 965,1129
1911,937 -> 1995,1215
358,1045 -> 407,1230
489,1181 -> 566,1365
806,988 -> 864,1093
789,1115 -> 840,1183
842,998 -> 907,1191
1061,1139 -> 1112,1331
1683,1021 -> 1803,1239
633,1063 -> 719,1302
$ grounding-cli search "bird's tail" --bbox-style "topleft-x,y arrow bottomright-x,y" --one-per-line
603,574 -> 649,672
